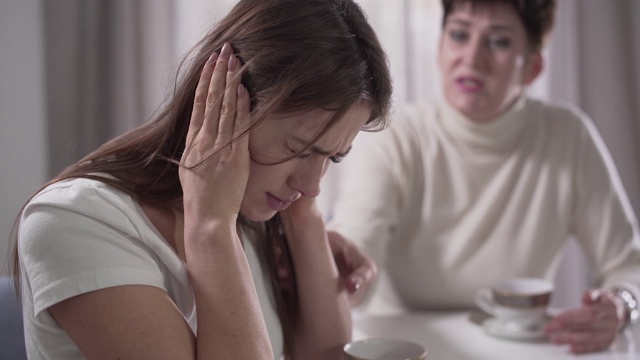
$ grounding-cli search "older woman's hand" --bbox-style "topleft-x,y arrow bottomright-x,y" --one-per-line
544,289 -> 626,354
327,230 -> 377,306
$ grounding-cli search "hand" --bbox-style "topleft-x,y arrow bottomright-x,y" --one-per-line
179,43 -> 250,223
327,230 -> 377,306
279,201 -> 378,306
544,289 -> 626,354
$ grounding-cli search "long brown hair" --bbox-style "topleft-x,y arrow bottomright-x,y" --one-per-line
10,0 -> 392,357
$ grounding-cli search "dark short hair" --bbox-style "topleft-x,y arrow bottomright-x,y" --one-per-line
441,0 -> 556,52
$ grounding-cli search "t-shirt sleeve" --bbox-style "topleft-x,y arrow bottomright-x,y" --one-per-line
19,181 -> 166,318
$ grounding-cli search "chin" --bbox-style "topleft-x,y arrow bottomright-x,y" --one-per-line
452,100 -> 490,121
240,208 -> 278,223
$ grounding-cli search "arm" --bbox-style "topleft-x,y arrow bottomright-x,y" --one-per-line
179,45 -> 272,358
28,199 -> 201,359
544,112 -> 640,354
327,111 -> 421,304
280,198 -> 352,360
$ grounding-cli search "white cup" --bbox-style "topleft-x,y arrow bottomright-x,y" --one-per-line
475,278 -> 553,329
343,338 -> 427,360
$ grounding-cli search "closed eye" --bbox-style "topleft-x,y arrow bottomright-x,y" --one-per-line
286,136 -> 352,163
329,155 -> 344,164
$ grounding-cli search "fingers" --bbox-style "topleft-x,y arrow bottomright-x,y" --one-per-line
545,295 -> 621,354
326,231 -> 378,294
347,246 -> 377,293
347,260 -> 377,293
234,84 -> 250,151
217,46 -> 243,153
547,307 -> 599,329
186,52 -> 219,147
550,330 -> 616,354
327,231 -> 347,256
184,43 -> 247,168
582,288 -> 602,305
547,295 -> 619,331
202,43 -> 232,138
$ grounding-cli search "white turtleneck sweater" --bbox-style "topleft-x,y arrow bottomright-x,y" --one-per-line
328,96 -> 640,310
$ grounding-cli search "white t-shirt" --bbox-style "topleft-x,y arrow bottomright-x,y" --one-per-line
19,177 -> 283,359
329,96 -> 640,310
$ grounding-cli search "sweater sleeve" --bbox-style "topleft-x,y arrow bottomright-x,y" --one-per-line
327,104 -> 425,269
19,180 -> 166,318
569,110 -> 640,300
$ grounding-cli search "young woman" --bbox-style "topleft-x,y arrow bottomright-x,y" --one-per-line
12,0 -> 392,359
329,0 -> 640,354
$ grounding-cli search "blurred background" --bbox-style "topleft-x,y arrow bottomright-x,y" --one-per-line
1,0 -> 639,308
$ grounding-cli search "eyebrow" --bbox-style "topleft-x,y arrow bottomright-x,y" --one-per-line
447,18 -> 515,33
291,135 -> 352,157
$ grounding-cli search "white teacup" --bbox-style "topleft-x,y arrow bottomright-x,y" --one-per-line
475,278 -> 553,329
343,338 -> 427,360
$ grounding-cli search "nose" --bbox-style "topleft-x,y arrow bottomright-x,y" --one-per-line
463,37 -> 485,68
288,160 -> 325,198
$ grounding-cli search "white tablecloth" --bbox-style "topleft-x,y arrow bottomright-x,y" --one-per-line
352,310 -> 640,360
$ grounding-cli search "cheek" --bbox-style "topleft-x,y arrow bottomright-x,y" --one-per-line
501,55 -> 525,79
439,48 -> 454,71
322,162 -> 330,177
246,160 -> 295,189
244,161 -> 268,193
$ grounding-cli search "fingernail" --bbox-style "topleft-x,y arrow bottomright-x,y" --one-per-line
228,56 -> 237,71
237,84 -> 245,98
352,278 -> 362,291
207,52 -> 219,68
221,43 -> 231,57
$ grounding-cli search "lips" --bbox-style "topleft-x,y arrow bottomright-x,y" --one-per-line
266,193 -> 297,211
456,76 -> 483,93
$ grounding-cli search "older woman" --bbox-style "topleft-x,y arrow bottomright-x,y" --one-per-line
329,0 -> 640,354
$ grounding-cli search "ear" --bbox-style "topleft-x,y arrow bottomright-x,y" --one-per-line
522,52 -> 543,85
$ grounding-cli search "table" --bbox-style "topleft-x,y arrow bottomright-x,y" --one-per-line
352,310 -> 640,360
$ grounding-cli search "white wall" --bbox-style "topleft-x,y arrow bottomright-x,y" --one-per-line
0,0 -> 47,275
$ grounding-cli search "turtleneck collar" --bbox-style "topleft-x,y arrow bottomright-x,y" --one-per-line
436,96 -> 529,153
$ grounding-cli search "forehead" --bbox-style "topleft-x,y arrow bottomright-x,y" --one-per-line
274,103 -> 371,134
274,103 -> 371,151
446,2 -> 524,31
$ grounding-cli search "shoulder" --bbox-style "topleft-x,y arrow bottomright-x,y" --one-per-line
20,177 -> 147,254
361,99 -> 437,152
523,97 -> 606,150
18,178 -> 171,319
389,99 -> 439,135
26,177 -> 137,220
525,97 -> 594,132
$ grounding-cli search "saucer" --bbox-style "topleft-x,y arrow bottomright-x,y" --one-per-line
482,318 -> 548,341
344,338 -> 427,360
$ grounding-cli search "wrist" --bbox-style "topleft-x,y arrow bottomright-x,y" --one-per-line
183,218 -> 238,246
279,206 -> 325,238
609,288 -> 639,329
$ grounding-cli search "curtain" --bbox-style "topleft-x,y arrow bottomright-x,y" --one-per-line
43,0 -> 236,176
